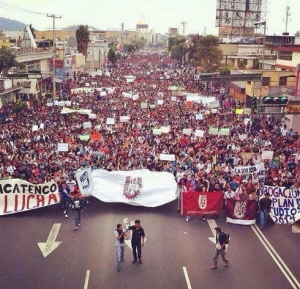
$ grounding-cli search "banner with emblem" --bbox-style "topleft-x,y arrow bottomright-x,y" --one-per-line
90,169 -> 177,207
226,199 -> 257,225
181,191 -> 223,216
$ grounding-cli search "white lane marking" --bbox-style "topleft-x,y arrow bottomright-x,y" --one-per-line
183,267 -> 192,289
252,225 -> 299,289
207,219 -> 217,244
292,223 -> 300,234
84,270 -> 90,289
38,223 -> 62,258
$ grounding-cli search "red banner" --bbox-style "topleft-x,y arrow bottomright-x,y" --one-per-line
226,199 -> 257,225
182,191 -> 223,216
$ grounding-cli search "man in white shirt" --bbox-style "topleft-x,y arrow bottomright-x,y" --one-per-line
115,224 -> 127,272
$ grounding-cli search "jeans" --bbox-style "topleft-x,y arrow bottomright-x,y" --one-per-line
116,246 -> 125,268
213,248 -> 228,265
74,210 -> 81,226
132,242 -> 142,260
61,199 -> 69,214
260,209 -> 268,227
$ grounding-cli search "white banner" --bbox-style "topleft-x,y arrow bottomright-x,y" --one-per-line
259,186 -> 300,224
58,143 -> 68,152
76,168 -> 94,195
0,179 -> 60,215
234,163 -> 265,181
160,154 -> 176,161
91,170 -> 177,207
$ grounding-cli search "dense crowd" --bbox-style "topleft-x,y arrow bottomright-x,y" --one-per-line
0,50 -> 299,204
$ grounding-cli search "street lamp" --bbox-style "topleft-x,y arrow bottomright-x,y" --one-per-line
254,21 -> 267,114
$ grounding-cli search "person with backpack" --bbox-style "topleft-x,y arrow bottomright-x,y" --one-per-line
115,224 -> 128,272
211,227 -> 229,269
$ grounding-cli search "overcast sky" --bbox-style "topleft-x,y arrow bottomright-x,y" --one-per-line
1,0 -> 299,35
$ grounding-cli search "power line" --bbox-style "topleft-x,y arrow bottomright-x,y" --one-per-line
0,1 -> 47,15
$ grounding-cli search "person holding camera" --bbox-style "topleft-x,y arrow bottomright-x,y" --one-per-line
115,224 -> 128,272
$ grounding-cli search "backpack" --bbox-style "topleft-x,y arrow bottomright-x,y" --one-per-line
223,233 -> 230,244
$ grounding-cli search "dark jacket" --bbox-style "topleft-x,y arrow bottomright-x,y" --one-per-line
216,232 -> 227,250
259,197 -> 272,212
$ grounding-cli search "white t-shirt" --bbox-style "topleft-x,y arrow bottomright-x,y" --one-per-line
115,230 -> 125,247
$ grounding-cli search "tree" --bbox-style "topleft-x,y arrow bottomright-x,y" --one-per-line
0,46 -> 20,74
190,35 -> 223,72
108,47 -> 117,65
76,25 -> 90,56
219,64 -> 232,75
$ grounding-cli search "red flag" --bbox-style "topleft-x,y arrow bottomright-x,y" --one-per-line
226,199 -> 257,225
182,191 -> 223,216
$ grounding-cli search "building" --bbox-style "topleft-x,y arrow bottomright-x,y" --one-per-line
168,28 -> 178,38
136,18 -> 156,44
35,30 -> 76,41
86,41 -> 109,70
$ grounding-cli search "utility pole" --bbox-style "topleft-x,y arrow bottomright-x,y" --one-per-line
47,14 -> 61,98
181,21 -> 187,36
284,6 -> 291,33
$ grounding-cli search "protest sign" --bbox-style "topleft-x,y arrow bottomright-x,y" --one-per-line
89,114 -> 97,119
244,108 -> 252,115
149,104 -> 156,109
122,92 -> 132,99
85,83 -> 90,87
234,163 -> 265,181
236,108 -> 244,114
153,129 -> 162,135
226,199 -> 257,225
160,154 -> 175,161
161,126 -> 170,133
120,116 -> 130,122
259,186 -> 300,224
183,128 -> 192,135
239,134 -> 248,141
220,128 -> 230,136
91,169 -> 177,207
205,110 -> 210,115
196,113 -> 203,120
78,134 -> 90,141
241,152 -> 254,163
32,125 -> 38,132
132,94 -> 139,101
209,101 -> 220,109
65,101 -> 72,106
209,127 -> 218,135
100,91 -> 107,96
262,151 -> 274,160
171,97 -> 177,102
106,118 -> 115,125
211,109 -> 218,114
141,102 -> 147,109
158,92 -> 163,97
91,133 -> 101,141
58,101 -> 65,106
83,122 -> 92,129
40,123 -> 44,130
76,168 -> 94,195
46,102 -> 54,107
157,99 -> 163,105
57,143 -> 68,152
195,130 -> 205,138
0,179 -> 60,215
182,191 -> 223,216
54,100 -> 58,106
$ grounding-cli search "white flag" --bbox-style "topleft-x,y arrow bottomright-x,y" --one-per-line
91,170 -> 177,207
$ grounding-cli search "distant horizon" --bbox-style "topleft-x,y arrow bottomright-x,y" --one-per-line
0,0 -> 298,36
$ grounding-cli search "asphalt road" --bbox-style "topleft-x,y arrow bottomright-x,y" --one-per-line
0,198 -> 299,289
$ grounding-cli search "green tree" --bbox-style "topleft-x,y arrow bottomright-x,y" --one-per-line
108,47 -> 117,65
190,35 -> 223,72
0,46 -> 20,74
76,25 -> 90,56
219,64 -> 232,75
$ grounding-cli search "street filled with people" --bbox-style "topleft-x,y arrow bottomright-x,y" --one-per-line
0,50 -> 299,220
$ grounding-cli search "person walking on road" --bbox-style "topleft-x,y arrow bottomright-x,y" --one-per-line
211,227 -> 229,269
127,220 -> 145,264
259,192 -> 272,229
70,191 -> 85,230
59,182 -> 71,218
115,224 -> 127,272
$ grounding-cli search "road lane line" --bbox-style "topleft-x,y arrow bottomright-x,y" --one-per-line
84,270 -> 90,289
251,225 -> 299,289
183,267 -> 192,289
253,224 -> 300,288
